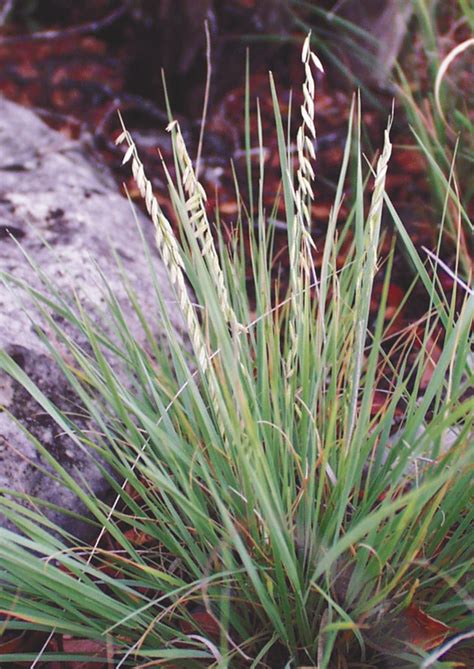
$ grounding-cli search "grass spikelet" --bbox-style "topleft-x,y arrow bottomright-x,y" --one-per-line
367,121 -> 393,238
295,31 -> 323,233
115,118 -> 210,373
286,32 -> 322,380
117,116 -> 232,440
166,120 -> 239,330
345,113 -> 393,445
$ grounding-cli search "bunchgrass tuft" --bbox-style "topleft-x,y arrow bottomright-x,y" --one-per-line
0,35 -> 472,668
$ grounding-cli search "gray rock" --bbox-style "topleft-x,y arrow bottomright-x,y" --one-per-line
0,97 -> 186,540
339,0 -> 414,87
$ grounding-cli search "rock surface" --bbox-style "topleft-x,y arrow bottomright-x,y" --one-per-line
0,96 -> 186,540
340,0 -> 413,86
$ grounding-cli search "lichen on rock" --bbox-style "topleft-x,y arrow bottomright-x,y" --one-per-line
0,96 -> 186,541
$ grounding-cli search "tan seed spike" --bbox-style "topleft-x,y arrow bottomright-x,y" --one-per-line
166,120 -> 240,330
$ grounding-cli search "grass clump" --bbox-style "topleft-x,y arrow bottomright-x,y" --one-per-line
0,35 -> 473,668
